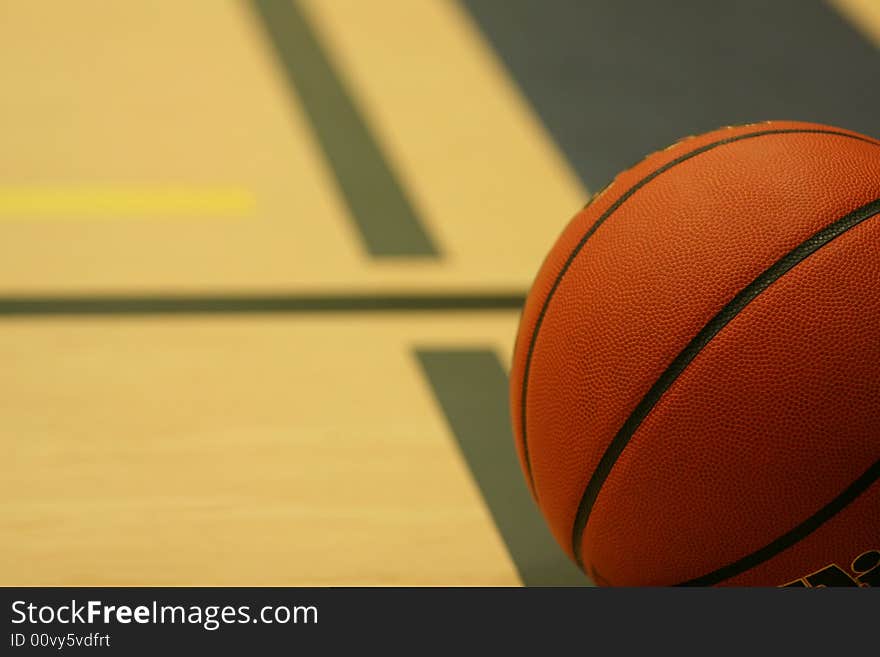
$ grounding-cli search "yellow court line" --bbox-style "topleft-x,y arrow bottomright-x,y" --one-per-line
0,186 -> 255,218
829,0 -> 880,46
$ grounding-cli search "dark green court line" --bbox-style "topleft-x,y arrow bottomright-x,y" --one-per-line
0,292 -> 525,317
249,0 -> 438,257
463,0 -> 880,190
416,349 -> 588,587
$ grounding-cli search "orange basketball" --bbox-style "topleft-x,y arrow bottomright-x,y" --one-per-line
510,121 -> 880,586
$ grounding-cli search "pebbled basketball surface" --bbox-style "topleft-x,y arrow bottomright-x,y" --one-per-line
511,121 -> 880,586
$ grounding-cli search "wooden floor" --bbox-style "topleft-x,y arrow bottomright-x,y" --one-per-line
1,0 -> 877,586
0,0 -> 582,586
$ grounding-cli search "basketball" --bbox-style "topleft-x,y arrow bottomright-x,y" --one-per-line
510,120 -> 880,586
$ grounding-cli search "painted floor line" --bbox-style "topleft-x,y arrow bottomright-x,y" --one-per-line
0,292 -> 527,317
417,348 -> 589,587
0,186 -> 254,218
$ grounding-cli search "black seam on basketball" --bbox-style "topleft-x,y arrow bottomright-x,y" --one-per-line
570,197 -> 880,572
676,458 -> 880,586
519,127 -> 880,499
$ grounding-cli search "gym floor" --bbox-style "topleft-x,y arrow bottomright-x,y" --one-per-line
1,0 -> 878,586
